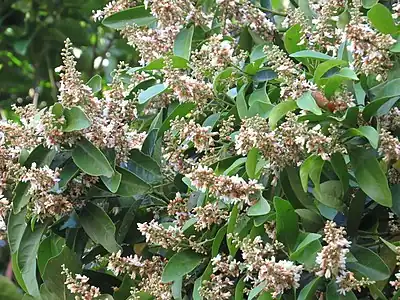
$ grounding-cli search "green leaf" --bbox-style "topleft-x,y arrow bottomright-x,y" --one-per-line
141,128 -> 159,156
248,282 -> 266,300
37,235 -> 64,276
101,171 -> 122,193
297,277 -> 323,300
127,149 -> 162,184
116,166 -> 151,196
63,106 -> 91,132
274,196 -> 299,252
296,209 -> 324,232
248,101 -> 273,118
0,276 -> 23,300
138,83 -> 168,105
348,244 -> 390,281
300,155 -> 324,193
326,281 -> 357,300
269,100 -> 297,129
72,138 -> 114,177
284,24 -> 306,54
344,126 -> 379,149
363,98 -> 395,121
236,84 -> 248,120
8,208 -> 27,254
52,103 -> 64,118
330,153 -> 349,193
291,233 -> 322,259
297,91 -> 322,115
113,275 -> 135,300
41,245 -> 81,300
102,6 -> 156,29
347,190 -> 365,237
202,113 -> 220,129
367,3 -> 397,34
349,148 -> 392,207
314,59 -> 347,84
362,0 -> 378,9
247,196 -> 270,216
78,202 -> 121,253
212,225 -> 227,257
313,180 -> 343,210
12,253 -> 27,293
290,50 -> 332,61
246,148 -> 258,179
18,222 -> 48,297
173,26 -> 194,60
235,277 -> 246,300
86,75 -> 102,93
57,159 -> 79,190
161,250 -> 203,283
158,102 -> 196,137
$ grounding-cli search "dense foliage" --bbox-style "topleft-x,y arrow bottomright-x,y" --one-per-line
3,0 -> 400,299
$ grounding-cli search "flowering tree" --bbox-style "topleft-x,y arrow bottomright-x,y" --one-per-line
2,0 -> 400,299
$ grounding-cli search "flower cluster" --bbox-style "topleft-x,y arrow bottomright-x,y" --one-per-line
235,114 -> 346,184
187,165 -> 263,204
345,10 -> 396,80
108,252 -> 172,299
62,265 -> 101,300
263,45 -> 317,100
315,221 -> 374,294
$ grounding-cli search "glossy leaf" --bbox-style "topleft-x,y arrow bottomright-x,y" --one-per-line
78,202 -> 121,253
247,196 -> 270,216
349,148 -> 392,207
102,6 -> 156,29
274,197 -> 299,252
63,106 -> 91,132
161,250 -> 203,283
72,138 -> 114,177
86,75 -> 102,93
297,91 -> 322,115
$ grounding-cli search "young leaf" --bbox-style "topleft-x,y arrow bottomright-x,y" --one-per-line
63,106 -> 91,132
102,6 -> 156,29
349,148 -> 392,207
246,148 -> 258,179
72,138 -> 114,177
274,197 -> 299,252
173,26 -> 194,60
78,202 -> 121,253
161,250 -> 203,283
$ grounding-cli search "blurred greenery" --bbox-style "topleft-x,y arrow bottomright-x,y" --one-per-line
0,0 -> 139,111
